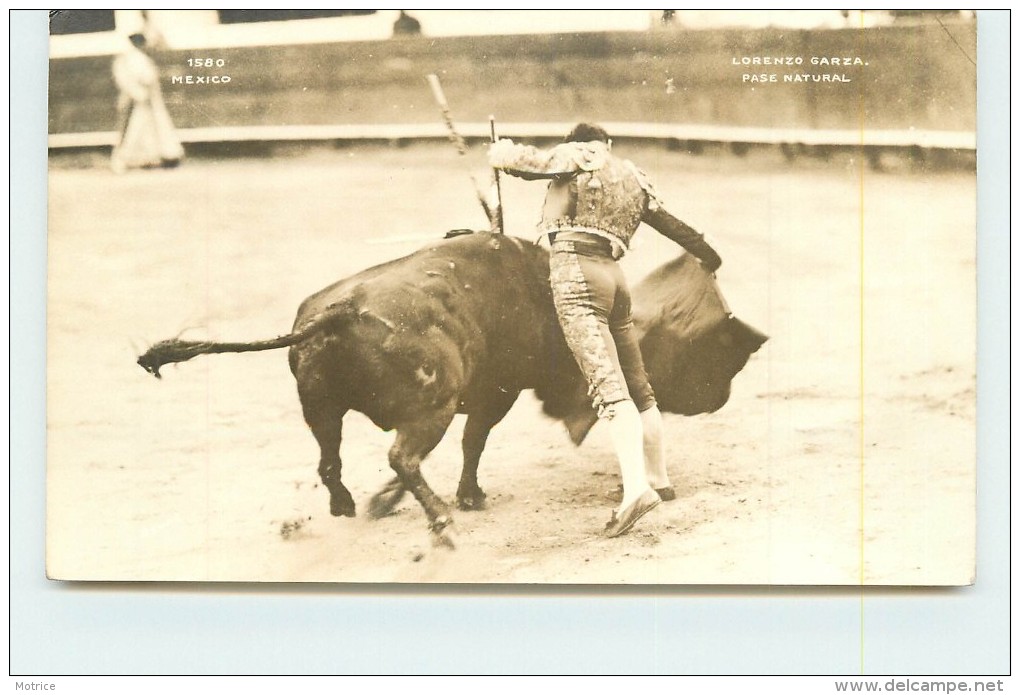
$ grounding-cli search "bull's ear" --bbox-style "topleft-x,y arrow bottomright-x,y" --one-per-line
562,409 -> 598,445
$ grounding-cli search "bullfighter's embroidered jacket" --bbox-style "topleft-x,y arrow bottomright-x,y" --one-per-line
489,139 -> 721,271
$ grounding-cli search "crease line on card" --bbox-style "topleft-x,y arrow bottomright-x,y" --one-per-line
857,9 -> 868,675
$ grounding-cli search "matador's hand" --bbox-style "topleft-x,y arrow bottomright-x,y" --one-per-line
700,255 -> 722,274
487,138 -> 518,168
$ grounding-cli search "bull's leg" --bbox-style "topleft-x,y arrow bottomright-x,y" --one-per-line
457,390 -> 519,511
388,405 -> 457,544
307,411 -> 355,518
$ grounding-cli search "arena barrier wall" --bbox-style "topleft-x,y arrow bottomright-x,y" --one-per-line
49,23 -> 976,141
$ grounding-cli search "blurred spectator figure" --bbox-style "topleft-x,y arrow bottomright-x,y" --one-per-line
661,10 -> 676,24
139,10 -> 168,50
110,32 -> 183,173
392,10 -> 421,37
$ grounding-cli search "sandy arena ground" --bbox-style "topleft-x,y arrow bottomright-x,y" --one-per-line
45,144 -> 975,585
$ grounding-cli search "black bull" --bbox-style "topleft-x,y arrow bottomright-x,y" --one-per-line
137,232 -> 766,544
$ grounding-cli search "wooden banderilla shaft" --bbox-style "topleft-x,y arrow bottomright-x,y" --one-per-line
426,73 -> 501,233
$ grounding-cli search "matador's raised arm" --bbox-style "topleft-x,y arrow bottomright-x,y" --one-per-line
488,139 -> 608,180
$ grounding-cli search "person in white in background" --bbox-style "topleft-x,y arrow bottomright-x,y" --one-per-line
110,32 -> 183,173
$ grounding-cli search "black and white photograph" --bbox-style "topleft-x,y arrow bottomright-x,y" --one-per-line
45,10 -> 979,586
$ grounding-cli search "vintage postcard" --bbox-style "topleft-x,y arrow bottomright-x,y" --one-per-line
47,10 -> 977,584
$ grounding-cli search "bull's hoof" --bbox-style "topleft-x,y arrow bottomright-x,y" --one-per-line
429,516 -> 457,550
330,503 -> 356,518
367,482 -> 406,519
329,490 -> 356,518
367,494 -> 396,519
456,488 -> 487,512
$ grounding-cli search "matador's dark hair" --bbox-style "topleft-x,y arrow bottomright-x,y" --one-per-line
563,123 -> 610,144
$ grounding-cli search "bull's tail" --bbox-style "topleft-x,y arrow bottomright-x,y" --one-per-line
136,300 -> 354,379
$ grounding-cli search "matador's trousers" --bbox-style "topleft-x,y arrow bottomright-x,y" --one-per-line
548,236 -> 657,418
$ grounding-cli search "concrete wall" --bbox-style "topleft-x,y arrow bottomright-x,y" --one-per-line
49,23 -> 975,136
